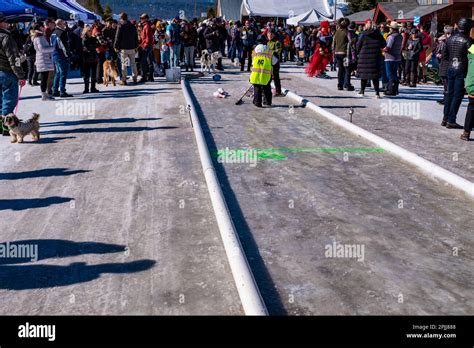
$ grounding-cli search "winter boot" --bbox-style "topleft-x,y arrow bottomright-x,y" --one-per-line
83,79 -> 90,94
384,81 -> 395,96
90,80 -> 99,93
460,131 -> 470,141
41,92 -> 51,101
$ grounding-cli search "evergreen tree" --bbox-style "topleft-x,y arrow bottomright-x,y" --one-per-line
206,6 -> 215,19
348,0 -> 378,14
83,0 -> 104,16
85,0 -> 94,12
94,0 -> 104,16
103,3 -> 112,19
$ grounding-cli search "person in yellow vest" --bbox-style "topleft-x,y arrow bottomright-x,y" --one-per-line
250,35 -> 278,108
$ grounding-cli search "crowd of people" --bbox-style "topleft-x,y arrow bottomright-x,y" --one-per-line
0,11 -> 472,140
301,17 -> 473,141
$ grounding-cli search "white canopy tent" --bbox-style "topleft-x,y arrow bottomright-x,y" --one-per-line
241,0 -> 342,19
286,8 -> 343,26
68,0 -> 101,20
44,0 -> 76,19
218,0 -> 242,21
44,0 -> 101,21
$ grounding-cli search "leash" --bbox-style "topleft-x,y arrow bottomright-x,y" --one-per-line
14,84 -> 24,115
1,84 -> 24,133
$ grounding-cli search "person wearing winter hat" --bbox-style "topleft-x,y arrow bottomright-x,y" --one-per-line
240,20 -> 257,71
435,26 -> 453,104
0,12 -> 26,136
32,23 -> 55,101
333,17 -> 354,91
356,19 -> 386,98
404,28 -> 422,88
306,21 -> 332,78
167,16 -> 182,68
267,30 -> 282,96
294,26 -> 305,66
250,34 -> 278,108
383,21 -> 403,96
442,17 -> 473,129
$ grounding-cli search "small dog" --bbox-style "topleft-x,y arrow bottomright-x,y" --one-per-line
200,50 -> 222,73
3,113 -> 40,143
103,60 -> 119,87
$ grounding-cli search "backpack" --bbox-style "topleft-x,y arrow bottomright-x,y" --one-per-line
24,39 -> 35,56
169,24 -> 181,45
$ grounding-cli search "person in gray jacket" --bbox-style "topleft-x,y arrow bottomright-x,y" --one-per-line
0,12 -> 26,136
383,21 -> 403,96
33,24 -> 55,101
294,26 -> 305,66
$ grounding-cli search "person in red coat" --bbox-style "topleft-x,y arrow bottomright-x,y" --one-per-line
139,13 -> 155,83
418,24 -> 432,84
306,21 -> 333,78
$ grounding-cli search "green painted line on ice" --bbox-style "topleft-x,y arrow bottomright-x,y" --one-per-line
212,147 -> 385,161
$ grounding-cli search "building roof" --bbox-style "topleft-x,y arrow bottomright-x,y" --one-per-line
375,1 -> 451,21
376,1 -> 418,21
403,3 -> 450,19
346,9 -> 374,23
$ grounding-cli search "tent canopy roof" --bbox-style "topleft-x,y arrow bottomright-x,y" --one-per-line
65,0 -> 101,20
286,7 -> 343,26
0,0 -> 48,17
57,0 -> 98,20
218,0 -> 242,21
24,0 -> 71,19
241,0 -> 341,18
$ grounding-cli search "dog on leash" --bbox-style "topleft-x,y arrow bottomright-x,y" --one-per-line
2,113 -> 40,143
103,60 -> 119,87
200,50 -> 222,73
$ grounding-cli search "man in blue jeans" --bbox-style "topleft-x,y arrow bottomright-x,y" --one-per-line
384,21 -> 403,96
51,19 -> 73,98
0,13 -> 26,136
167,17 -> 181,68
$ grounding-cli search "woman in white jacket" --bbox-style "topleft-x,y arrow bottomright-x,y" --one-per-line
33,24 -> 55,101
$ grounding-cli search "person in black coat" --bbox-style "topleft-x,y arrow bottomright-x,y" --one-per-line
435,26 -> 452,104
203,20 -> 221,52
404,29 -> 422,88
215,18 -> 228,70
197,22 -> 207,58
82,26 -> 100,94
24,28 -> 39,86
356,21 -> 386,98
442,17 -> 473,128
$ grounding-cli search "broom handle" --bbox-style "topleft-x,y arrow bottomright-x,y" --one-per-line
238,85 -> 253,103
